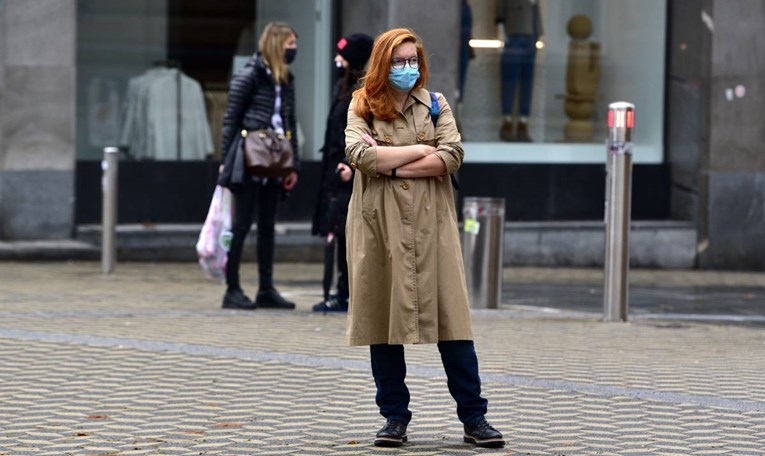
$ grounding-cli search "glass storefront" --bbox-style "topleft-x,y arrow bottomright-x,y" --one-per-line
460,0 -> 666,164
72,0 -> 669,225
77,0 -> 665,167
76,0 -> 332,163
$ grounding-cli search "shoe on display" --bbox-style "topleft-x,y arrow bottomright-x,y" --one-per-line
499,118 -> 515,142
516,120 -> 533,142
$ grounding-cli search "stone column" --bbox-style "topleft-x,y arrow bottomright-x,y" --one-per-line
666,0 -> 712,227
0,0 -> 77,239
666,0 -> 765,269
699,0 -> 765,269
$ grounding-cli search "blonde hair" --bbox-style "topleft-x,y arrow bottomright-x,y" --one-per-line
258,22 -> 297,85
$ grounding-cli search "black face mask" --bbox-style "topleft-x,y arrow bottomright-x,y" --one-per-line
334,61 -> 346,79
284,48 -> 297,64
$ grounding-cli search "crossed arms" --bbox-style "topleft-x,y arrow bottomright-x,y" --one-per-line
344,93 -> 464,179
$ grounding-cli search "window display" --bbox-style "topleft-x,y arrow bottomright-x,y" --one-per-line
76,0 -> 331,163
564,14 -> 600,142
497,0 -> 543,142
461,0 -> 666,164
119,65 -> 212,161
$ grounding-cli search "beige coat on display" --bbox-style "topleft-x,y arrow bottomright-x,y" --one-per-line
344,88 -> 473,346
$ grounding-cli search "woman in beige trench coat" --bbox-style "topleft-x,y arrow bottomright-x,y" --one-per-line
344,28 -> 505,449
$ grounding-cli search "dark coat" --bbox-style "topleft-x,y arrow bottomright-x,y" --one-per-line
218,54 -> 300,190
311,80 -> 354,236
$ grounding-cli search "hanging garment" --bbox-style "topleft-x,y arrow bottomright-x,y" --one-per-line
119,67 -> 213,161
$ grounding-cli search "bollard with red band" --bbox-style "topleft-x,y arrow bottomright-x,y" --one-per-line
603,102 -> 635,322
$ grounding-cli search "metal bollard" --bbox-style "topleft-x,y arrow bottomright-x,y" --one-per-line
462,197 -> 505,309
603,102 -> 635,321
101,147 -> 119,274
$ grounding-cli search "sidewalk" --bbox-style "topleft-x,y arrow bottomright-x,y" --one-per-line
500,267 -> 765,325
1,261 -> 764,455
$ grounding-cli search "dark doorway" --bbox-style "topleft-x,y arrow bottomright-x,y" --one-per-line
167,0 -> 256,88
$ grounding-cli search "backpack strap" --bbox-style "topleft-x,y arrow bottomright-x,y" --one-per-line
428,91 -> 460,192
429,91 -> 440,127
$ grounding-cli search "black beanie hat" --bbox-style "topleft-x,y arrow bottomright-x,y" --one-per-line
337,33 -> 374,71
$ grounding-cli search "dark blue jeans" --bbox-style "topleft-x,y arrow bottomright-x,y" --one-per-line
501,33 -> 537,116
370,340 -> 488,425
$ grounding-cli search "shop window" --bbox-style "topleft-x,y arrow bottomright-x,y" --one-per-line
459,0 -> 666,163
76,0 -> 332,162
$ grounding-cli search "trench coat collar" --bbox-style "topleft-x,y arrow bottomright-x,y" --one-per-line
407,88 -> 431,111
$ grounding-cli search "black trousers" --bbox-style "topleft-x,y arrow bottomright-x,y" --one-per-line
369,340 -> 488,426
331,232 -> 349,302
225,179 -> 280,291
320,192 -> 350,302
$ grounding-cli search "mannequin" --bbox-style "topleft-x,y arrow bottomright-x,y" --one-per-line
496,0 -> 543,142
564,15 -> 601,142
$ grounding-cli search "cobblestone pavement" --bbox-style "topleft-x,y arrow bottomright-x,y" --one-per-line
1,261 -> 764,455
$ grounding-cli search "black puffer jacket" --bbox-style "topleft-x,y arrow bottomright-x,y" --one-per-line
218,54 -> 299,188
311,80 -> 354,236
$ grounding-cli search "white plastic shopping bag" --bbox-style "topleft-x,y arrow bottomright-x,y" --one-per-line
196,185 -> 232,281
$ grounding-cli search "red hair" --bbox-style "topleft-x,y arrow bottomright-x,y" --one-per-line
353,28 -> 429,122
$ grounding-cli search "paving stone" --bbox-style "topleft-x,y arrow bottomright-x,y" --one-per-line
0,261 -> 764,454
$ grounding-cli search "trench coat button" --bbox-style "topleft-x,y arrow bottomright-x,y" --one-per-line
240,129 -> 248,138
350,162 -> 357,169
417,131 -> 426,141
384,135 -> 392,143
400,180 -> 409,190
371,129 -> 377,136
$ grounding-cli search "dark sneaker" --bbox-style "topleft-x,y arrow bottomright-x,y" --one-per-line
464,418 -> 504,448
222,289 -> 256,310
255,288 -> 295,309
374,419 -> 407,447
312,295 -> 348,313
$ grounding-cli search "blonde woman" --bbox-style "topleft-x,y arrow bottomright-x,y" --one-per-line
344,28 -> 505,448
218,22 -> 300,310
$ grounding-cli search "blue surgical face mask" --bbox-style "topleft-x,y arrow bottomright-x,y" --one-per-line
388,66 -> 420,91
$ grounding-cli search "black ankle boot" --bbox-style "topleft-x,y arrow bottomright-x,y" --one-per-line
374,419 -> 407,447
255,288 -> 295,309
222,289 -> 256,310
463,418 -> 504,448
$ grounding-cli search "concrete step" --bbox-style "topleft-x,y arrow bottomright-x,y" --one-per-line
0,240 -> 99,261
505,220 -> 697,268
68,220 -> 697,268
75,223 -> 323,262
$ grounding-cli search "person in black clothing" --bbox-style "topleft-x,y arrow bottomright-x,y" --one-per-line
311,33 -> 374,312
217,22 -> 300,311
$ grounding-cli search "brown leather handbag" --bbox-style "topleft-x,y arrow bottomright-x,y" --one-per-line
242,129 -> 295,177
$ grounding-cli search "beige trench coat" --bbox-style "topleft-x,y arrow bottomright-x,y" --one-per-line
344,88 -> 473,346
